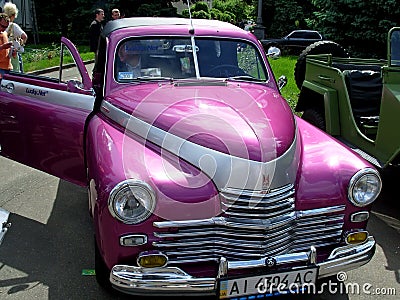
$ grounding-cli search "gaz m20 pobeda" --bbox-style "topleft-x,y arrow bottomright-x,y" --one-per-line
0,17 -> 382,298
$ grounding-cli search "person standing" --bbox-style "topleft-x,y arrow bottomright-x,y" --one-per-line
111,8 -> 120,20
3,2 -> 28,72
0,13 -> 13,79
89,8 -> 104,53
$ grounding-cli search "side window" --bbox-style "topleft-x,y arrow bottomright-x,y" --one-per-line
237,44 -> 267,80
60,45 -> 82,83
306,32 -> 320,39
289,32 -> 302,39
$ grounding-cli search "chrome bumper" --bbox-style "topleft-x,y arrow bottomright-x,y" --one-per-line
110,236 -> 376,296
0,208 -> 11,246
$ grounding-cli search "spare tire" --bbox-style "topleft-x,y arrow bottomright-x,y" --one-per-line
294,41 -> 349,90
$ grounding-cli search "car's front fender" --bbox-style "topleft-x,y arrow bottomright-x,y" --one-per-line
85,114 -> 220,268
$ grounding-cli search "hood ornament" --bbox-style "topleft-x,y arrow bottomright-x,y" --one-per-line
261,174 -> 271,193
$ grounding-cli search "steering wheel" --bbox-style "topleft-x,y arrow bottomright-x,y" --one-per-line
206,64 -> 246,77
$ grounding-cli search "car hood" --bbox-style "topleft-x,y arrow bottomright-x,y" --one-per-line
105,81 -> 295,163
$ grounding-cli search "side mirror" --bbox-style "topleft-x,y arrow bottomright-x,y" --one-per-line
277,75 -> 287,90
67,80 -> 95,96
267,46 -> 281,60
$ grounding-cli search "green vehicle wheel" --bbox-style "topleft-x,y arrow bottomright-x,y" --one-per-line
294,41 -> 349,90
301,108 -> 326,131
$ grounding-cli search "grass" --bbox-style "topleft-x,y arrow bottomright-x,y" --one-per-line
21,44 -> 95,73
268,55 -> 300,111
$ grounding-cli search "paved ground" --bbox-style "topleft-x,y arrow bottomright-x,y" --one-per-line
0,156 -> 399,299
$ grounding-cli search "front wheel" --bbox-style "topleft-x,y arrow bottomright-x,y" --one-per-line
94,237 -> 113,292
302,108 -> 326,131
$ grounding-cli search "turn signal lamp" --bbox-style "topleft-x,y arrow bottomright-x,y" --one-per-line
345,231 -> 368,245
350,211 -> 369,223
137,252 -> 168,268
119,234 -> 147,246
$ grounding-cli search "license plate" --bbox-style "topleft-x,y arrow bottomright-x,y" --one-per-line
219,267 -> 318,299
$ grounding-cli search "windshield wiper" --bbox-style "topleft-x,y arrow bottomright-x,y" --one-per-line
135,76 -> 173,81
227,75 -> 265,82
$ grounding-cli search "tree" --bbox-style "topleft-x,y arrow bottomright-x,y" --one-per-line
33,0 -> 181,45
261,0 -> 309,38
212,0 -> 254,23
307,0 -> 400,58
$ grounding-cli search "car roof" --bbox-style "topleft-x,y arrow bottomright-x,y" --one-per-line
102,17 -> 242,37
289,30 -> 320,33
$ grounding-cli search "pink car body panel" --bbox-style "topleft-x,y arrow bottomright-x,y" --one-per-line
105,82 -> 295,161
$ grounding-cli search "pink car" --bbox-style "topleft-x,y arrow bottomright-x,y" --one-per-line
0,17 -> 382,298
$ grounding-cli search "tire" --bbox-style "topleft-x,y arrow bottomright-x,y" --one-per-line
301,108 -> 326,131
294,41 -> 349,90
94,237 -> 113,292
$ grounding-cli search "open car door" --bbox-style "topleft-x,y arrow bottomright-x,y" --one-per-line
0,37 -> 95,186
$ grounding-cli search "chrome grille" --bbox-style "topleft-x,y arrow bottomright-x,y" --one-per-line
153,184 -> 345,264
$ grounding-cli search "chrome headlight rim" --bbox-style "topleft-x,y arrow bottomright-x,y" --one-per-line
348,168 -> 382,207
108,179 -> 156,224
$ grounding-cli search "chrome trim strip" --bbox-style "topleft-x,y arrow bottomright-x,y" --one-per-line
110,239 -> 375,296
153,205 -> 345,263
297,214 -> 345,225
220,183 -> 295,199
110,265 -> 216,296
154,205 -> 344,229
296,205 -> 346,218
100,101 -> 299,191
227,251 -> 311,269
2,80 -> 95,111
318,236 -> 376,277
154,213 -> 296,231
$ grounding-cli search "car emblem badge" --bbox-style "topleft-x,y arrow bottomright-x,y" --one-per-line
3,82 -> 14,93
265,257 -> 276,267
261,174 -> 271,193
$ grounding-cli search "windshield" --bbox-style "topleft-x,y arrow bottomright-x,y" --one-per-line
114,37 -> 268,82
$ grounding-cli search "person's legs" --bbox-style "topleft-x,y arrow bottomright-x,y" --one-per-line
0,68 -> 9,80
11,55 -> 20,72
18,52 -> 23,72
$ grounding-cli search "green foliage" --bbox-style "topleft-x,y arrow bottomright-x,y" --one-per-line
193,1 -> 209,13
22,44 -> 61,64
210,8 -> 222,20
307,0 -> 400,58
213,0 -> 254,22
181,9 -> 190,18
28,1 -> 400,60
192,10 -> 211,19
22,44 -> 95,73
263,0 -> 309,38
182,0 -> 255,23
33,0 -> 181,45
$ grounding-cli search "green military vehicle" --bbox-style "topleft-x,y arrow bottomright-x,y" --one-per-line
294,27 -> 400,172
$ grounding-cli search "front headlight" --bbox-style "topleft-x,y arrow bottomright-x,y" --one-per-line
108,180 -> 156,224
348,168 -> 382,207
